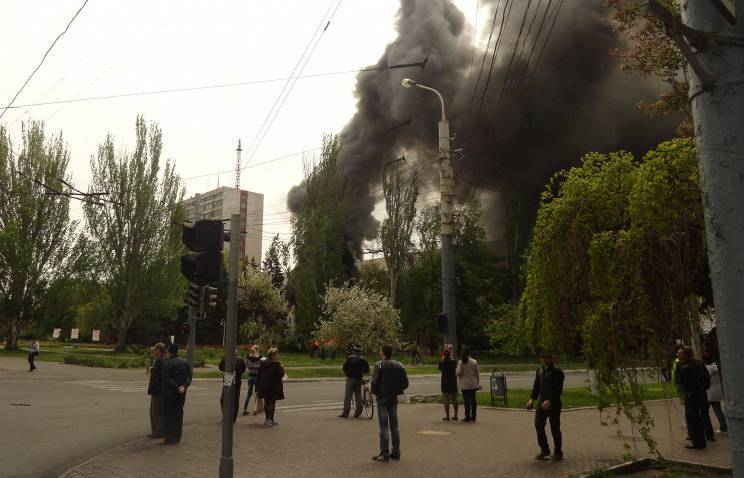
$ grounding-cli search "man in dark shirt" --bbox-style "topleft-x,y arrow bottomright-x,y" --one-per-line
527,351 -> 565,460
674,346 -> 709,449
161,343 -> 192,444
147,343 -> 166,439
339,345 -> 370,418
371,344 -> 409,462
219,350 -> 247,422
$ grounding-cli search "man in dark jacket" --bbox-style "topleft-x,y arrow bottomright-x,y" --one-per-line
527,351 -> 565,461
371,344 -> 409,462
161,343 -> 192,444
219,350 -> 246,422
438,350 -> 459,421
339,345 -> 370,418
147,343 -> 166,439
675,346 -> 709,449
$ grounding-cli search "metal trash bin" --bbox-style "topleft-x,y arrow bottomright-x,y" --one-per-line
490,369 -> 507,406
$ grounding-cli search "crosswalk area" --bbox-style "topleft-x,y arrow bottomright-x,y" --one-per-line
277,400 -> 343,413
67,380 -> 209,393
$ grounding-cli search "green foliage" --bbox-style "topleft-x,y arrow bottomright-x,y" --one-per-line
0,121 -> 82,348
314,282 -> 401,353
520,138 -> 707,453
83,116 -> 185,350
289,136 -> 352,337
62,353 -> 149,369
356,259 -> 390,297
238,265 -> 288,348
487,303 -> 530,355
263,234 -> 288,291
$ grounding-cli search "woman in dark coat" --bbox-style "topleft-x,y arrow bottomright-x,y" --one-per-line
256,347 -> 285,425
438,350 -> 459,420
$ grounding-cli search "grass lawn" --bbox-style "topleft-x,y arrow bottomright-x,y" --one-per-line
0,340 -> 149,368
424,382 -> 678,410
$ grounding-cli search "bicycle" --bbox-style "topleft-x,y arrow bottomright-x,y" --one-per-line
353,379 -> 375,419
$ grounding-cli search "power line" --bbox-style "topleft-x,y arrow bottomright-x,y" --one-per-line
241,0 -> 339,168
422,0 -> 456,67
0,0 -> 90,121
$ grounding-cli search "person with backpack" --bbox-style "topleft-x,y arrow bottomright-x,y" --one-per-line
371,344 -> 409,462
674,346 -> 710,449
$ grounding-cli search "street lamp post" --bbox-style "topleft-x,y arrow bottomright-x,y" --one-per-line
402,78 -> 457,354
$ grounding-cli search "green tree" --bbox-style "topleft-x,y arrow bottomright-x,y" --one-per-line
356,259 -> 390,297
83,116 -> 184,351
0,122 -> 81,348
263,234 -> 288,291
289,136 -> 352,337
238,265 -> 289,348
314,282 -> 401,353
380,166 -> 418,305
486,303 -> 530,355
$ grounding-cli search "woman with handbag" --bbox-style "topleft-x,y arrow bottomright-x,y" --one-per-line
456,346 -> 481,423
256,348 -> 285,426
28,339 -> 39,372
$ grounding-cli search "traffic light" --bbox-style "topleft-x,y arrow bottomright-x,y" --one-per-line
182,322 -> 190,336
180,220 -> 224,285
433,313 -> 447,332
204,286 -> 218,309
186,283 -> 201,307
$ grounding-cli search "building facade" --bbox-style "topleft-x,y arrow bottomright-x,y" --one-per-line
182,186 -> 264,263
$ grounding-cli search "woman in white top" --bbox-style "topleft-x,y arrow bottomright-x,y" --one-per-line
456,347 -> 480,422
705,356 -> 728,433
28,340 -> 39,372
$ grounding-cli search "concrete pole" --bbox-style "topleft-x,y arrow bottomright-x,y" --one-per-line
438,119 -> 458,354
186,299 -> 197,370
219,214 -> 240,478
681,1 -> 744,473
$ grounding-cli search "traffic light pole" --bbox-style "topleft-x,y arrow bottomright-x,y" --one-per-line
186,300 -> 197,370
219,214 -> 240,478
680,1 -> 744,473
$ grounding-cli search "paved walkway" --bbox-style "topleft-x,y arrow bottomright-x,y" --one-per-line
61,400 -> 731,478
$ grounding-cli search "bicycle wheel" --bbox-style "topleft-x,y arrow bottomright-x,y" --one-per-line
364,389 -> 374,419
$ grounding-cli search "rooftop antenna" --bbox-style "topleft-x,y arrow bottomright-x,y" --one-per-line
235,139 -> 242,190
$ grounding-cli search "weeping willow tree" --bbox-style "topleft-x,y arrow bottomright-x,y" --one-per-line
520,138 -> 710,453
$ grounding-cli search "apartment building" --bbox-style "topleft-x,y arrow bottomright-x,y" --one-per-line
182,186 -> 264,263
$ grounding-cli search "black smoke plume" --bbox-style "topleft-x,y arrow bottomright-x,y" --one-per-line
287,0 -> 678,260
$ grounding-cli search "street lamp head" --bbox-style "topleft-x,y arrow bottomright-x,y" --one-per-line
401,78 -> 417,88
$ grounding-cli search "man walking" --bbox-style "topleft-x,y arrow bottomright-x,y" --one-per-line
371,344 -> 409,462
675,346 -> 710,449
219,349 -> 246,422
339,345 -> 370,418
161,343 -> 191,444
527,351 -> 565,461
147,343 -> 166,439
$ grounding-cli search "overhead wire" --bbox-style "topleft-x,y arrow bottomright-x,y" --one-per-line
0,0 -> 90,121
421,0 -> 456,67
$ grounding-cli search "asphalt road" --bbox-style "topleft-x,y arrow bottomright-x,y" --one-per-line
0,356 -> 590,478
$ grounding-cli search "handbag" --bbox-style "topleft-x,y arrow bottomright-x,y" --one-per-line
250,396 -> 264,414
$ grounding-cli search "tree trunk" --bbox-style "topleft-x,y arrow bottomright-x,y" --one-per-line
114,292 -> 132,352
390,272 -> 398,307
5,318 -> 19,349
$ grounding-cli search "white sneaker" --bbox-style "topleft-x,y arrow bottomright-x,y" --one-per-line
717,430 -> 728,435
263,420 -> 272,426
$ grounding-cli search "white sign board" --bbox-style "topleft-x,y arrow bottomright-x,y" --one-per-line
170,335 -> 175,344
92,330 -> 100,342
52,328 -> 61,339
71,328 -> 79,340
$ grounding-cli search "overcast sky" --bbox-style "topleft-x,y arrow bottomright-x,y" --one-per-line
1,1 -> 479,255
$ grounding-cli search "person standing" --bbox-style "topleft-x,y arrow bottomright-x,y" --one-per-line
527,351 -> 565,461
147,343 -> 166,439
339,345 -> 370,418
704,356 -> 728,434
675,346 -> 710,449
161,343 -> 191,444
27,339 -> 39,372
456,346 -> 480,423
438,350 -> 459,421
371,344 -> 409,462
256,347 -> 285,426
219,349 -> 246,422
243,345 -> 262,415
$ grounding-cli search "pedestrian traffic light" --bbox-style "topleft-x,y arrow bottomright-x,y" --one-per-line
185,283 -> 201,307
180,220 -> 225,285
205,286 -> 218,309
182,322 -> 190,336
433,313 -> 447,332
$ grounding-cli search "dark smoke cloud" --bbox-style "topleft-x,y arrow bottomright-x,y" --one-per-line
288,0 -> 678,258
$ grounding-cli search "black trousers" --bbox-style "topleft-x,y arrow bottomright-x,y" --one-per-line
684,397 -> 707,448
462,389 -> 477,420
163,392 -> 185,443
535,400 -> 562,454
264,399 -> 277,421
220,383 -> 242,422
28,353 -> 36,370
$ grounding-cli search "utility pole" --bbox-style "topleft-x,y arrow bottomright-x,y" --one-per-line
186,285 -> 200,369
678,0 -> 744,473
401,78 -> 457,353
219,213 -> 240,478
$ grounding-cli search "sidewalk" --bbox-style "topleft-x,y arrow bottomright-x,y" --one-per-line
61,400 -> 731,478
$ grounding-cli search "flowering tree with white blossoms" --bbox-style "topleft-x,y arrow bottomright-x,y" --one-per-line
314,283 -> 401,353
238,265 -> 288,348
